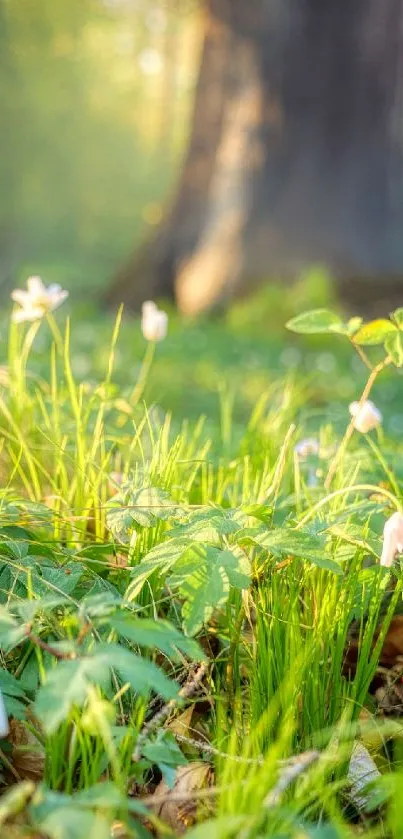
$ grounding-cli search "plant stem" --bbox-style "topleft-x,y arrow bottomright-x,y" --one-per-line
325,355 -> 392,490
46,312 -> 64,355
129,340 -> 156,406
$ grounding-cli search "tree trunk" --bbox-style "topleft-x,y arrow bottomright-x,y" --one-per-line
108,0 -> 403,314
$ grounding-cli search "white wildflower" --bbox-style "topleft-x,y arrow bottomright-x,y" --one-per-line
0,688 -> 9,739
349,400 -> 382,433
380,511 -> 403,568
141,300 -> 168,342
294,438 -> 320,459
11,276 -> 68,323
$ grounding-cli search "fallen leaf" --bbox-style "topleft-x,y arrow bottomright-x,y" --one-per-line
151,761 -> 214,833
8,717 -> 45,781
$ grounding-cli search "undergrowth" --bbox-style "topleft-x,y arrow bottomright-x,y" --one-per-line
1,281 -> 403,838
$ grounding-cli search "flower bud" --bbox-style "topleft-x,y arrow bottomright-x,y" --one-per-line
380,511 -> 403,567
349,400 -> 382,433
141,301 -> 168,342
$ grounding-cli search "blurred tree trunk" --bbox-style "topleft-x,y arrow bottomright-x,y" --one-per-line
108,0 -> 403,314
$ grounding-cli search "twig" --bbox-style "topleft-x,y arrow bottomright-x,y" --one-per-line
26,630 -> 75,660
175,733 -> 264,764
132,662 -> 209,762
264,750 -> 320,806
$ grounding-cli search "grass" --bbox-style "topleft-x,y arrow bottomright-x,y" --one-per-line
1,275 -> 403,837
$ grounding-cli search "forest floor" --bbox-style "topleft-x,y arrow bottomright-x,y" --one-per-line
1,273 -> 403,838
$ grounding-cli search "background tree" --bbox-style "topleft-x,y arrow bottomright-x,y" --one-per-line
108,0 -> 403,314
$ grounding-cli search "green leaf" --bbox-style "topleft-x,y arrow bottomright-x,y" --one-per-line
34,656 -> 111,733
142,731 -> 187,788
354,319 -> 397,346
218,548 -> 251,588
109,615 -> 203,661
169,544 -> 251,635
384,330 -> 403,367
107,486 -> 181,542
100,644 -> 178,701
180,564 -> 229,636
35,645 -> 177,733
244,528 -> 342,574
169,508 -> 241,543
392,307 -> 403,329
35,808 -> 111,839
286,309 -> 343,334
0,667 -> 27,699
0,606 -> 28,652
125,538 -> 190,600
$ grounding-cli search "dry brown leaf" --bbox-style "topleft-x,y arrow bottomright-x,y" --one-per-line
167,706 -> 194,739
8,718 -> 45,781
151,761 -> 214,834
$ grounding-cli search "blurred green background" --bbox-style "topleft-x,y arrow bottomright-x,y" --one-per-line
0,0 -> 199,293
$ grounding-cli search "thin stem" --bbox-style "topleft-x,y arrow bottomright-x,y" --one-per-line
129,340 -> 156,406
26,630 -> 75,660
325,356 -> 392,490
296,482 -> 402,531
349,339 -> 373,372
46,311 -> 64,355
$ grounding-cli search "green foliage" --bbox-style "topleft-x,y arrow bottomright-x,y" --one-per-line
385,330 -> 403,367
286,309 -> 344,334
354,318 -> 397,345
2,294 -> 403,838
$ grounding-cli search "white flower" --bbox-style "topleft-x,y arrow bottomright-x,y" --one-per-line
11,276 -> 69,323
0,688 -> 9,739
380,511 -> 403,567
295,438 -> 320,459
349,400 -> 382,433
141,301 -> 168,342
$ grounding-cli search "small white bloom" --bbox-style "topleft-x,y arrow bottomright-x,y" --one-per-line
11,276 -> 69,323
380,511 -> 403,568
141,300 -> 168,342
349,400 -> 382,433
295,438 -> 320,459
0,688 -> 9,739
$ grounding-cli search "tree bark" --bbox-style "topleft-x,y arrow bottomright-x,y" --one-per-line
108,0 -> 403,314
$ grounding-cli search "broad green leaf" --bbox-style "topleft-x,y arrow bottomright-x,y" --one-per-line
384,330 -> 403,367
392,307 -> 403,329
286,309 -> 343,334
142,731 -> 187,788
34,656 -> 111,733
99,644 -> 178,701
107,486 -> 181,541
169,508 -> 241,543
35,808 -> 111,839
78,591 -> 121,619
2,694 -> 26,719
125,538 -> 190,600
354,319 -> 397,346
0,667 -> 27,700
180,564 -> 229,636
16,596 -> 71,623
167,544 -> 251,634
218,548 -> 251,588
109,615 -> 203,661
244,528 -> 342,574
35,645 -> 177,732
0,606 -> 28,652
0,667 -> 27,719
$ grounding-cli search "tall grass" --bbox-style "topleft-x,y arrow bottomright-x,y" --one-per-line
0,297 -> 403,838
